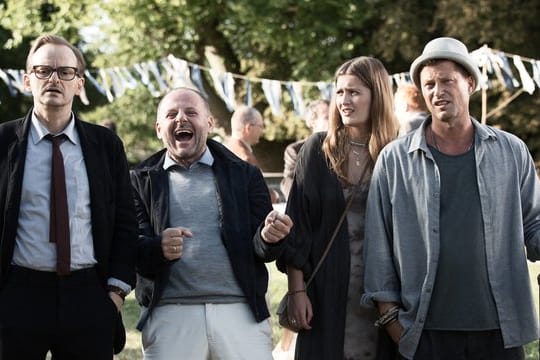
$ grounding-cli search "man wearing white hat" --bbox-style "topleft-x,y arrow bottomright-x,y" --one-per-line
362,37 -> 540,359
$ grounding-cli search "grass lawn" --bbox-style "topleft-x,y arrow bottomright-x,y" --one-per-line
115,262 -> 540,360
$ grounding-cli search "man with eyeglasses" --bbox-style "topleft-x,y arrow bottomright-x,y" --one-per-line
0,34 -> 137,359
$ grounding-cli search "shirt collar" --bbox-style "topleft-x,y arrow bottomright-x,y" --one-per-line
163,146 -> 214,170
407,115 -> 496,155
30,112 -> 77,145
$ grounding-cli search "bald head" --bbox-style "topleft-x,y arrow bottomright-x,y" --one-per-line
230,105 -> 264,145
155,87 -> 214,166
157,87 -> 209,119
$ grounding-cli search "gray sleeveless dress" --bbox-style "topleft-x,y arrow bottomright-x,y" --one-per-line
343,182 -> 379,360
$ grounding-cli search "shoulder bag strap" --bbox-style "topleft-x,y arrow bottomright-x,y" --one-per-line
304,183 -> 358,289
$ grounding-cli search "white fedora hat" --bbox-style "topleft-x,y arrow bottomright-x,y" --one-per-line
410,37 -> 481,91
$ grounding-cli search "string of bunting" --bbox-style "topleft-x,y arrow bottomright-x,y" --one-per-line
1,46 -> 538,117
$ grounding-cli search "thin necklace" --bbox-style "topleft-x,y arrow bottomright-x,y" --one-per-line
350,140 -> 368,147
351,149 -> 364,166
429,126 -> 474,153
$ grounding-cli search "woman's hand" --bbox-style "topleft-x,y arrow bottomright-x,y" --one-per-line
286,265 -> 312,330
288,290 -> 313,330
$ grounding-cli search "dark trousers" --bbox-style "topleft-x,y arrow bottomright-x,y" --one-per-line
0,266 -> 118,360
404,330 -> 524,360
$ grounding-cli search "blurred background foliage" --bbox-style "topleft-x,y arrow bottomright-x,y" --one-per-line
1,0 -> 539,168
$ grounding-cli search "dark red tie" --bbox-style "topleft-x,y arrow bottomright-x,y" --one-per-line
46,134 -> 70,276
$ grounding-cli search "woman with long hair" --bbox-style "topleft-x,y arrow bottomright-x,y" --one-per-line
277,56 -> 398,360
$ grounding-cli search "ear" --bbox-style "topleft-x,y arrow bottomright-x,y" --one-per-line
23,73 -> 31,92
155,120 -> 163,140
75,77 -> 85,95
468,76 -> 476,94
207,115 -> 215,132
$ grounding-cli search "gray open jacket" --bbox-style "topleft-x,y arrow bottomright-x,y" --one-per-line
362,117 -> 540,359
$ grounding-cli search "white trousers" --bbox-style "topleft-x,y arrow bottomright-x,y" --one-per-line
142,303 -> 273,360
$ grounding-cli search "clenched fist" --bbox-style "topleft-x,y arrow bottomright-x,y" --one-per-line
162,227 -> 193,260
261,210 -> 293,243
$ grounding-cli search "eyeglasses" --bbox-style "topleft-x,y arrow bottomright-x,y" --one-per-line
31,65 -> 80,81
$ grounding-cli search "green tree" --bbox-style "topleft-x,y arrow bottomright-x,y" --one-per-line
1,0 -> 539,165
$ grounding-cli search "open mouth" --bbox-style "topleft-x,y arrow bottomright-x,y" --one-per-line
434,100 -> 449,107
340,108 -> 354,116
175,129 -> 194,142
44,88 -> 62,94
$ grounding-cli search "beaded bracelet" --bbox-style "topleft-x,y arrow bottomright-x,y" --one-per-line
374,306 -> 399,328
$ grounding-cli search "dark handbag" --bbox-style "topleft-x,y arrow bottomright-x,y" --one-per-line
277,185 -> 358,332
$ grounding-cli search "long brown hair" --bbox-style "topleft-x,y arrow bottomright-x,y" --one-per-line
323,56 -> 398,183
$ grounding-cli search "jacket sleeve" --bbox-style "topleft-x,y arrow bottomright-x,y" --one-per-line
361,152 -> 401,307
276,134 -> 324,273
130,170 -> 169,278
249,165 -> 285,262
520,140 -> 540,261
102,134 -> 138,289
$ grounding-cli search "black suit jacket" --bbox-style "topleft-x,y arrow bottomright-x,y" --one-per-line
0,110 -> 137,289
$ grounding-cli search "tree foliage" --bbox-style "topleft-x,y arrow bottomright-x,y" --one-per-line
1,0 -> 539,166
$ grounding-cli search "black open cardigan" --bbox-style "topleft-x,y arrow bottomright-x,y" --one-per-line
277,132 -> 352,360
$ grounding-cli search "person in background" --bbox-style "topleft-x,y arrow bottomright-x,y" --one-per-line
225,105 -> 265,166
100,119 -> 117,134
277,56 -> 398,360
394,83 -> 428,136
279,99 -> 329,199
225,105 -> 280,203
131,87 -> 293,360
0,34 -> 137,359
362,36 -> 540,360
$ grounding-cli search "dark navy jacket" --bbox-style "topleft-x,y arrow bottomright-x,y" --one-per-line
130,139 -> 284,330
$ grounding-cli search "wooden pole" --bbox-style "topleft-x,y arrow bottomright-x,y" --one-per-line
481,62 -> 488,124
